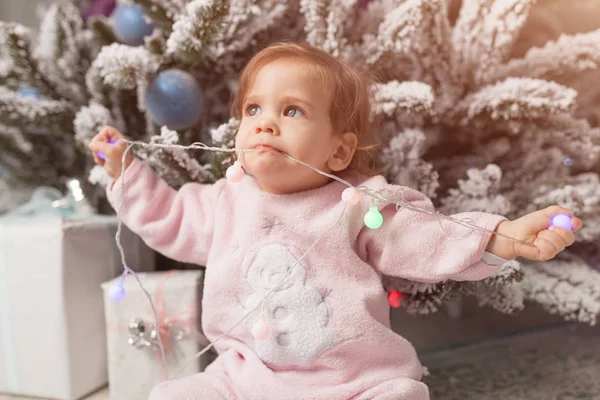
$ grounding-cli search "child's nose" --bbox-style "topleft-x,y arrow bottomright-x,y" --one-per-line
255,120 -> 278,135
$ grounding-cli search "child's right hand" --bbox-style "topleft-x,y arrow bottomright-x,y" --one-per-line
89,126 -> 133,179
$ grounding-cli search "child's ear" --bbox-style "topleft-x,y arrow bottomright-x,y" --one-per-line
328,132 -> 358,172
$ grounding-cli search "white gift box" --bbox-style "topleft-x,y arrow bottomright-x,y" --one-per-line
102,270 -> 215,400
0,216 -> 154,400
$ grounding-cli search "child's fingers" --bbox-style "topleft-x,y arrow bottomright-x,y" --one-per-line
89,126 -> 123,147
516,241 -> 543,261
540,205 -> 574,219
530,239 -> 558,261
105,126 -> 126,142
571,217 -> 583,231
92,151 -> 105,165
537,229 -> 566,254
89,140 -> 113,154
96,126 -> 114,142
549,225 -> 576,247
115,139 -> 128,152
548,226 -> 575,247
88,140 -> 108,152
88,132 -> 109,151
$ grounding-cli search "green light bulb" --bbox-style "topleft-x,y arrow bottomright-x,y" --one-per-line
364,205 -> 383,229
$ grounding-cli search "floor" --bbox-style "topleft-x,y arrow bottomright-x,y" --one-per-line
422,323 -> 600,399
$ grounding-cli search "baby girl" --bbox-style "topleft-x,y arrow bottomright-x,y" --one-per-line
89,42 -> 582,399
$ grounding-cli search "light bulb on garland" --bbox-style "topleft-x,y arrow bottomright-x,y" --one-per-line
341,188 -> 382,229
108,278 -> 126,302
226,161 -> 245,183
251,315 -> 270,341
364,205 -> 383,229
341,187 -> 364,205
387,290 -> 405,308
550,213 -> 574,230
112,3 -> 154,46
145,69 -> 204,130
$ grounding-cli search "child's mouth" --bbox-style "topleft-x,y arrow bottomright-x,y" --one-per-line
254,144 -> 278,153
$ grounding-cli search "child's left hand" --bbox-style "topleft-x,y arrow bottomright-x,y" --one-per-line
503,205 -> 583,261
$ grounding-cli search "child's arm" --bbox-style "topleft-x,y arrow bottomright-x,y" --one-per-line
105,158 -> 224,265
90,126 -> 222,265
356,185 -> 580,283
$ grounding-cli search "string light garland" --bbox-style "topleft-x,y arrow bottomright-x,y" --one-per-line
99,139 -> 573,379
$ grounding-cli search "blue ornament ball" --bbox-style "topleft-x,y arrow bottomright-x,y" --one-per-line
145,69 -> 203,130
113,3 -> 154,46
18,87 -> 41,99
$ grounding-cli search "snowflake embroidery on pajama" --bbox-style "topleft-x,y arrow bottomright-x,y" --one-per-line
241,242 -> 334,367
259,215 -> 282,234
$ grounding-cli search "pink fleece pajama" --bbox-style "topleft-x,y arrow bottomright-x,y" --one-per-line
107,159 -> 507,400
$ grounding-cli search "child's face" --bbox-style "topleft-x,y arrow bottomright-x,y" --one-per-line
236,59 -> 349,194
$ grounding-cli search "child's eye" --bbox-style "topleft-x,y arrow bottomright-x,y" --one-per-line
284,106 -> 304,118
246,104 -> 262,116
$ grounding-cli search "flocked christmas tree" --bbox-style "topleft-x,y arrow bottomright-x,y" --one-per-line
1,0 -> 600,322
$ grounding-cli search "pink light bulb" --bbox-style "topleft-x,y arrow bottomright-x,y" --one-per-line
226,161 -> 245,183
251,315 -> 270,341
341,188 -> 363,205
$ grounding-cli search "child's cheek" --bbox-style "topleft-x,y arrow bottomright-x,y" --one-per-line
234,130 -> 243,148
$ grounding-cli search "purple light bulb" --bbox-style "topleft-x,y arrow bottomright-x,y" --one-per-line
550,214 -> 573,230
108,280 -> 126,302
96,139 -> 117,160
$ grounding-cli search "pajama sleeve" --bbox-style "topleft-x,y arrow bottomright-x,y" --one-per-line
356,183 -> 508,283
106,158 -> 225,266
